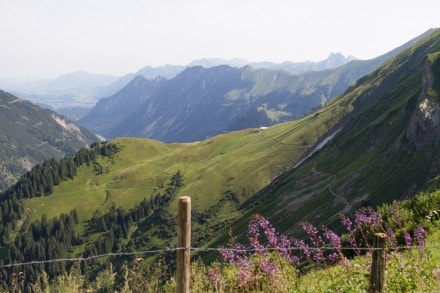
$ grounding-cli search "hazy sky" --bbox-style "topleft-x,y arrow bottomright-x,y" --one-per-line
0,0 -> 438,78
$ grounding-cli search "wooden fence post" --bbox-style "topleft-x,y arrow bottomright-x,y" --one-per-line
369,232 -> 387,293
177,196 -> 191,293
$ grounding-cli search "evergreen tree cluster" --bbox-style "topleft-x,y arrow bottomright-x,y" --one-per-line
0,210 -> 80,290
1,142 -> 119,202
85,171 -> 184,257
0,170 -> 183,290
0,194 -> 24,245
0,142 -> 120,246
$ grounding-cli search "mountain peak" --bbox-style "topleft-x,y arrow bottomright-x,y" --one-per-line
188,58 -> 250,68
321,52 -> 355,69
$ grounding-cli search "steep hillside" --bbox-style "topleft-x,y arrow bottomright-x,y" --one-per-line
0,90 -> 99,190
215,28 -> 440,242
79,31 -> 432,143
79,76 -> 166,135
2,29 -> 440,290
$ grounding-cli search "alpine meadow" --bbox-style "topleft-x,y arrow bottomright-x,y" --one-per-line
1,25 -> 440,292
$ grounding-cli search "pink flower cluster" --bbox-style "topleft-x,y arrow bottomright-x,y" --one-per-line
211,205 -> 427,290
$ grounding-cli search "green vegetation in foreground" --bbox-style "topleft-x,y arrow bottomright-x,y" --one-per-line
0,75 -> 349,289
12,189 -> 440,292
2,28 -> 440,291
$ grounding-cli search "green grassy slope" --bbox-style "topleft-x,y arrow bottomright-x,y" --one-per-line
209,28 -> 440,246
18,28 -> 440,256
1,30 -> 438,282
23,103 -> 345,226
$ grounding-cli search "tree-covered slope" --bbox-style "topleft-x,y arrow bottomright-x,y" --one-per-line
0,90 -> 99,190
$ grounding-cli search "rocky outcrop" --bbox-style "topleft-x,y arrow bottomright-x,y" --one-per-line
405,59 -> 440,148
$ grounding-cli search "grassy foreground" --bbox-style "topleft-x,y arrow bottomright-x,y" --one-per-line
20,189 -> 440,292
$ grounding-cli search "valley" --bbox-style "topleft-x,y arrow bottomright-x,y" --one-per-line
0,27 -> 440,291
78,30 -> 430,142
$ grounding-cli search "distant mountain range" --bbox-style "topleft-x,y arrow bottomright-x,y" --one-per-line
189,52 -> 356,74
78,30 -> 433,143
2,29 -> 439,288
0,53 -> 354,121
0,90 -> 98,190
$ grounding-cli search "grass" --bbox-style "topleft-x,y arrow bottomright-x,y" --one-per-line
296,236 -> 440,292
5,29 -> 440,292
20,30 -> 440,258
202,30 -> 440,248
25,165 -> 107,222
29,191 -> 440,292
23,101 -> 345,229
18,231 -> 440,292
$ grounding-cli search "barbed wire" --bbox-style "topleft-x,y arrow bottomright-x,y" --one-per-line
2,244 -> 439,269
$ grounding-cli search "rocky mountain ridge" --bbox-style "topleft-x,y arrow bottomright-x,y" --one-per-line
78,31 -> 433,143
0,90 -> 98,190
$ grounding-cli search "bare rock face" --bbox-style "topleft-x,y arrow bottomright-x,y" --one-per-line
0,90 -> 98,190
405,60 -> 440,148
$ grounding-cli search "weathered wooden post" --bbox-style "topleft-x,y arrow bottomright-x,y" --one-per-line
177,196 -> 191,293
369,233 -> 387,293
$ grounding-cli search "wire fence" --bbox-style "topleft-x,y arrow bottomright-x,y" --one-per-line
2,244 -> 439,269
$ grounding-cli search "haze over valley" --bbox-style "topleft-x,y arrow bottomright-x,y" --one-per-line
0,0 -> 439,291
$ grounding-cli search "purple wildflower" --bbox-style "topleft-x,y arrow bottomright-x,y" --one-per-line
403,231 -> 412,247
354,207 -> 383,228
219,248 -> 234,263
355,208 -> 368,226
414,225 -> 426,259
386,228 -> 397,249
291,255 -> 300,268
247,214 -> 279,253
303,244 -> 312,258
277,235 -> 294,264
327,252 -> 339,263
237,269 -> 252,288
259,259 -> 277,276
313,250 -> 323,263
301,222 -> 319,238
220,241 -> 247,264
301,222 -> 324,250
390,204 -> 402,227
207,268 -> 223,290
414,226 -> 426,247
339,214 -> 354,232
260,218 -> 278,248
248,221 -> 260,238
294,239 -> 312,260
347,235 -> 357,248
324,228 -> 341,248
248,215 -> 264,253
368,207 -> 383,227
